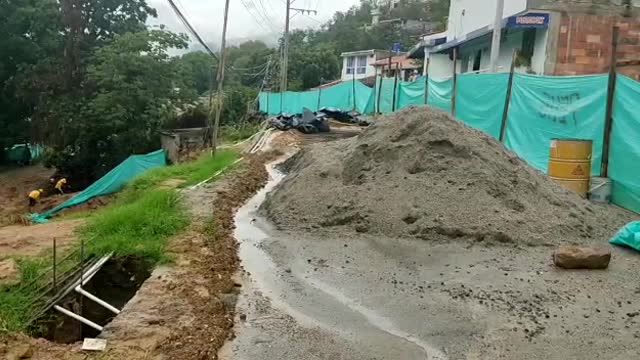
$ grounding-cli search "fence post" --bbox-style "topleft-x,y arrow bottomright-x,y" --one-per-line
372,68 -> 378,114
53,237 -> 57,291
352,71 -> 357,111
499,50 -> 518,143
424,58 -> 430,105
451,47 -> 458,116
317,78 -> 323,111
377,75 -> 383,114
601,26 -> 619,178
392,62 -> 399,112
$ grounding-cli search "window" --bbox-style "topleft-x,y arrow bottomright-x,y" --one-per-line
473,50 -> 482,72
356,55 -> 367,74
346,56 -> 355,74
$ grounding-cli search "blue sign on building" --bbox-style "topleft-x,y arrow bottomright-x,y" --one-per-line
507,13 -> 550,29
392,42 -> 402,53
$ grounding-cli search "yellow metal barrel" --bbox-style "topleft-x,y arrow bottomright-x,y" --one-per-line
548,139 -> 593,197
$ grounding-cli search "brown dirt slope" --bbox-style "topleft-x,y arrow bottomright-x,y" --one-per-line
262,106 -> 635,247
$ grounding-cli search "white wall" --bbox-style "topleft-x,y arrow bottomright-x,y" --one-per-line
531,28 -> 549,74
447,0 -> 528,39
340,54 -> 378,81
428,53 -> 455,79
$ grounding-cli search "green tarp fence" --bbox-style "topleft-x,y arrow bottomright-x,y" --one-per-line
504,74 -> 608,175
259,81 -> 373,115
260,73 -> 640,214
609,75 -> 640,214
31,149 -> 166,223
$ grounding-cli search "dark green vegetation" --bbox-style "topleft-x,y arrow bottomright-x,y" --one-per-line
1,0 -> 448,184
0,150 -> 239,333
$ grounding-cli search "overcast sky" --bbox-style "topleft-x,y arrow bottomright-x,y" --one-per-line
148,0 -> 361,49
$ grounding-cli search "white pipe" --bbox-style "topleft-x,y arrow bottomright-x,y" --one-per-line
75,287 -> 120,314
54,305 -> 104,331
80,253 -> 113,286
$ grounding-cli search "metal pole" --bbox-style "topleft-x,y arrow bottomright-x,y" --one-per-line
281,0 -> 291,93
451,47 -> 458,115
424,57 -> 430,105
490,0 -> 505,72
352,71 -> 357,111
372,67 -> 378,113
53,238 -> 57,291
211,0 -> 231,153
499,49 -> 518,143
392,62 -> 399,112
601,26 -> 619,177
376,74 -> 383,114
79,236 -> 84,334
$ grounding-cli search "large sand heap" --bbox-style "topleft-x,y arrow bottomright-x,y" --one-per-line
262,107 -> 633,246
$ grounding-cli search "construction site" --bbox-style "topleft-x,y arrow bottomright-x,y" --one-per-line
0,104 -> 638,359
4,0 -> 640,359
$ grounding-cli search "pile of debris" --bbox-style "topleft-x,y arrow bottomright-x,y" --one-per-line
262,106 -> 634,247
269,108 -> 330,134
268,108 -> 371,134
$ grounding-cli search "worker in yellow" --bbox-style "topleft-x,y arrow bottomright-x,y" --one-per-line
54,178 -> 67,195
28,189 -> 44,209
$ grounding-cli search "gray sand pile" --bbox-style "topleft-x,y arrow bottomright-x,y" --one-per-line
262,107 -> 634,246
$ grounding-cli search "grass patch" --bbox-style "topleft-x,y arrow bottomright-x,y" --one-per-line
124,148 -> 238,193
220,123 -> 262,143
0,150 -> 239,333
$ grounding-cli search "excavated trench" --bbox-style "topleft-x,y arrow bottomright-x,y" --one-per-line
33,256 -> 151,343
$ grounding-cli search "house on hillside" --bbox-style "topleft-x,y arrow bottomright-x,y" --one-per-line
373,54 -> 422,81
408,0 -> 640,79
340,50 -> 392,81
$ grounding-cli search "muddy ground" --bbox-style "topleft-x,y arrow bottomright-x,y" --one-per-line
0,151 -> 277,360
224,163 -> 640,360
0,165 -> 53,226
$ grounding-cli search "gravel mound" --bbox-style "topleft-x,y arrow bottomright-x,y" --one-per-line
262,107 -> 633,246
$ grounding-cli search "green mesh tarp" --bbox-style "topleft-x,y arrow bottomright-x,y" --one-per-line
31,149 -> 166,223
397,80 -> 427,110
609,75 -> 640,213
375,77 -> 396,114
456,73 -> 509,139
259,81 -> 373,115
427,77 -> 452,112
503,74 -> 608,175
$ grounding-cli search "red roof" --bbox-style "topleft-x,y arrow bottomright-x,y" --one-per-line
373,55 -> 420,70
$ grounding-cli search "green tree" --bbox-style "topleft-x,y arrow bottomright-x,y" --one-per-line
0,0 -> 60,154
177,51 -> 216,95
45,29 -> 194,183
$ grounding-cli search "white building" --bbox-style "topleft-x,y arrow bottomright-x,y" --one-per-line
340,50 -> 391,81
409,0 -> 640,78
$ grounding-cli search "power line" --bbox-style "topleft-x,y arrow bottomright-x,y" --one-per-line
165,0 -> 218,60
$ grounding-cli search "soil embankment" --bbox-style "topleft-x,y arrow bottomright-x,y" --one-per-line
263,107 -> 634,246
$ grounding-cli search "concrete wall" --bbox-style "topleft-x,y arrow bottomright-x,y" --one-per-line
532,28 -> 549,74
447,0 -> 528,38
553,13 -> 640,79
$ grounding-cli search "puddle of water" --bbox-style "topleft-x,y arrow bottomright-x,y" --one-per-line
233,157 -> 447,359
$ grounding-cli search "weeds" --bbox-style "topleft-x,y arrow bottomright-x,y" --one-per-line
0,150 -> 239,333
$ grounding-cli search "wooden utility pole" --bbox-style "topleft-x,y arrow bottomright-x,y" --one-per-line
490,0 -> 505,72
601,26 -> 620,177
211,0 -> 231,152
281,0 -> 291,93
281,2 -> 317,94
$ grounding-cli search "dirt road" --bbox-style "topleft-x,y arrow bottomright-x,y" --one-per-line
222,161 -> 640,360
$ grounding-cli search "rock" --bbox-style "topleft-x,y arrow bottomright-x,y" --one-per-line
8,343 -> 33,359
0,259 -> 21,286
553,245 -> 611,269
